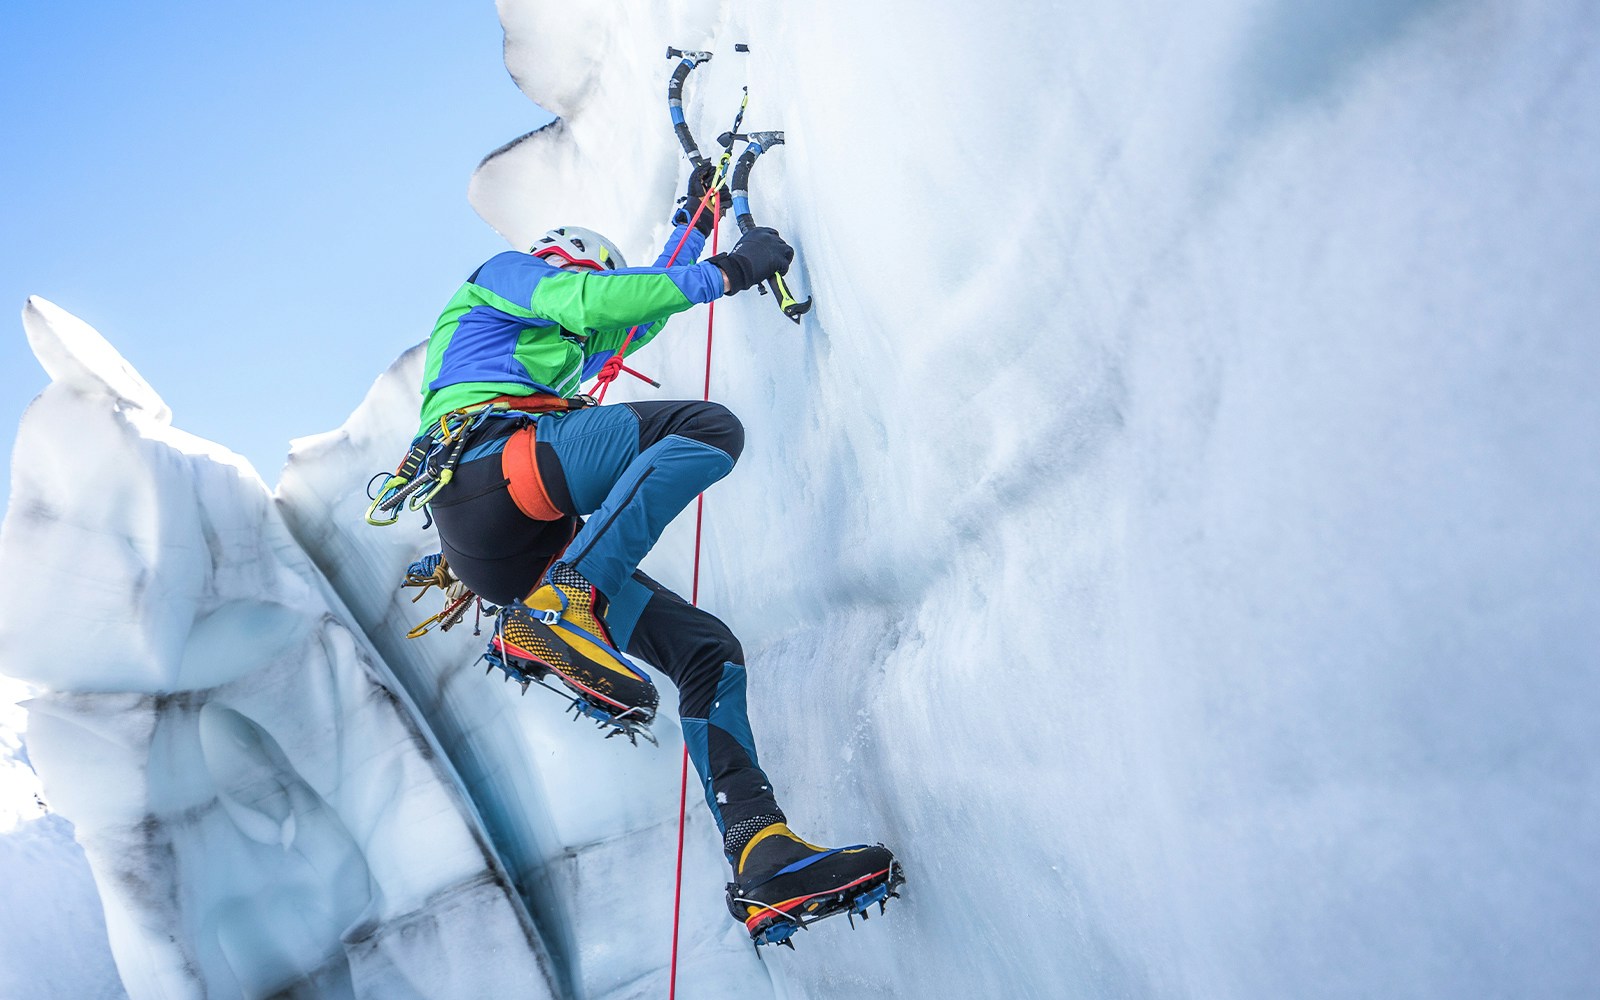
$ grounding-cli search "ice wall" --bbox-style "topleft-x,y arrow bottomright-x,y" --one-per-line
470,1 -> 1600,998
3,0 -> 1595,997
0,298 -> 558,1000
1,676 -> 127,1000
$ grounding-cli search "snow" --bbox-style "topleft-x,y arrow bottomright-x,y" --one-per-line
4,0 -> 1600,998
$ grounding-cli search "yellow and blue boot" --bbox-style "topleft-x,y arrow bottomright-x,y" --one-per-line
486,562 -> 659,744
724,819 -> 904,947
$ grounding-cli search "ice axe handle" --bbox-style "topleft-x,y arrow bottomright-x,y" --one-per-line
729,132 -> 786,236
767,273 -> 812,324
666,49 -> 715,170
727,131 -> 811,323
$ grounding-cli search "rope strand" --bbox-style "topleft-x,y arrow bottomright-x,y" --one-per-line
596,177 -> 725,403
668,184 -> 721,1000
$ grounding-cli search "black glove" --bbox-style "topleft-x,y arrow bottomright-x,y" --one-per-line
672,163 -> 729,238
708,227 -> 794,294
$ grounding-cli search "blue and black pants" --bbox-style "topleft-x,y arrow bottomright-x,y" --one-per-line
428,400 -> 780,838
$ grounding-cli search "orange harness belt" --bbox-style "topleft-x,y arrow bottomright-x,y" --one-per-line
480,392 -> 585,523
500,423 -> 564,521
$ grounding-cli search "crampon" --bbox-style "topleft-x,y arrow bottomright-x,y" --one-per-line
481,646 -> 659,747
729,856 -> 906,949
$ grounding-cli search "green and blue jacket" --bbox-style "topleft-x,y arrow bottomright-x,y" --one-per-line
417,225 -> 722,432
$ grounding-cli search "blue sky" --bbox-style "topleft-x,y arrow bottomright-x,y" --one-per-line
0,2 -> 551,508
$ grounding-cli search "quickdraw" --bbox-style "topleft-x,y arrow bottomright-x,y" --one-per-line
406,592 -> 475,639
400,554 -> 483,639
372,399 -> 587,639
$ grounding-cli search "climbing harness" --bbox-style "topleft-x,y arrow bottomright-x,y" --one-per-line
364,393 -> 593,527
368,395 -> 591,639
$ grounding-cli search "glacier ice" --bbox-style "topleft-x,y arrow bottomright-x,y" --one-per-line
2,298 -> 559,999
4,0 -> 1600,998
1,673 -> 127,1000
472,2 -> 1600,998
2,296 -> 772,999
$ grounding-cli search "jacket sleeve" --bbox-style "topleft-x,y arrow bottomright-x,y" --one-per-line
652,224 -> 706,267
531,263 -> 724,336
531,227 -> 726,359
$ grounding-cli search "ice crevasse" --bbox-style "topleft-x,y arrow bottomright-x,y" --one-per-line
0,297 -> 567,999
4,0 -> 1600,998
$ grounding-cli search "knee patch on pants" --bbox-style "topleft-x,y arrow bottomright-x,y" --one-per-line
628,400 -> 745,462
680,402 -> 745,461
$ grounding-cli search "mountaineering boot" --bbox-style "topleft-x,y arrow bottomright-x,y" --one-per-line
724,821 -> 904,947
486,562 -> 659,743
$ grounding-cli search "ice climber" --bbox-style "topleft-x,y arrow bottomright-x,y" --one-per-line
394,167 -> 902,944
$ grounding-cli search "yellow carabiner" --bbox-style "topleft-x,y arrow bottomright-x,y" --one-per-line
365,475 -> 407,526
406,609 -> 447,639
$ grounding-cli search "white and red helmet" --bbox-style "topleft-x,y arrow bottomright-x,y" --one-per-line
530,226 -> 627,270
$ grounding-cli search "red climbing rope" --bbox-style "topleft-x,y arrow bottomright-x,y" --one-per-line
575,179 -> 724,997
668,185 -> 721,1000
668,735 -> 691,999
594,187 -> 719,404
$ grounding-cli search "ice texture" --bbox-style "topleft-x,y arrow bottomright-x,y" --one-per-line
471,2 -> 1600,998
1,298 -> 557,999
1,674 -> 127,1000
4,0 -> 1600,998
